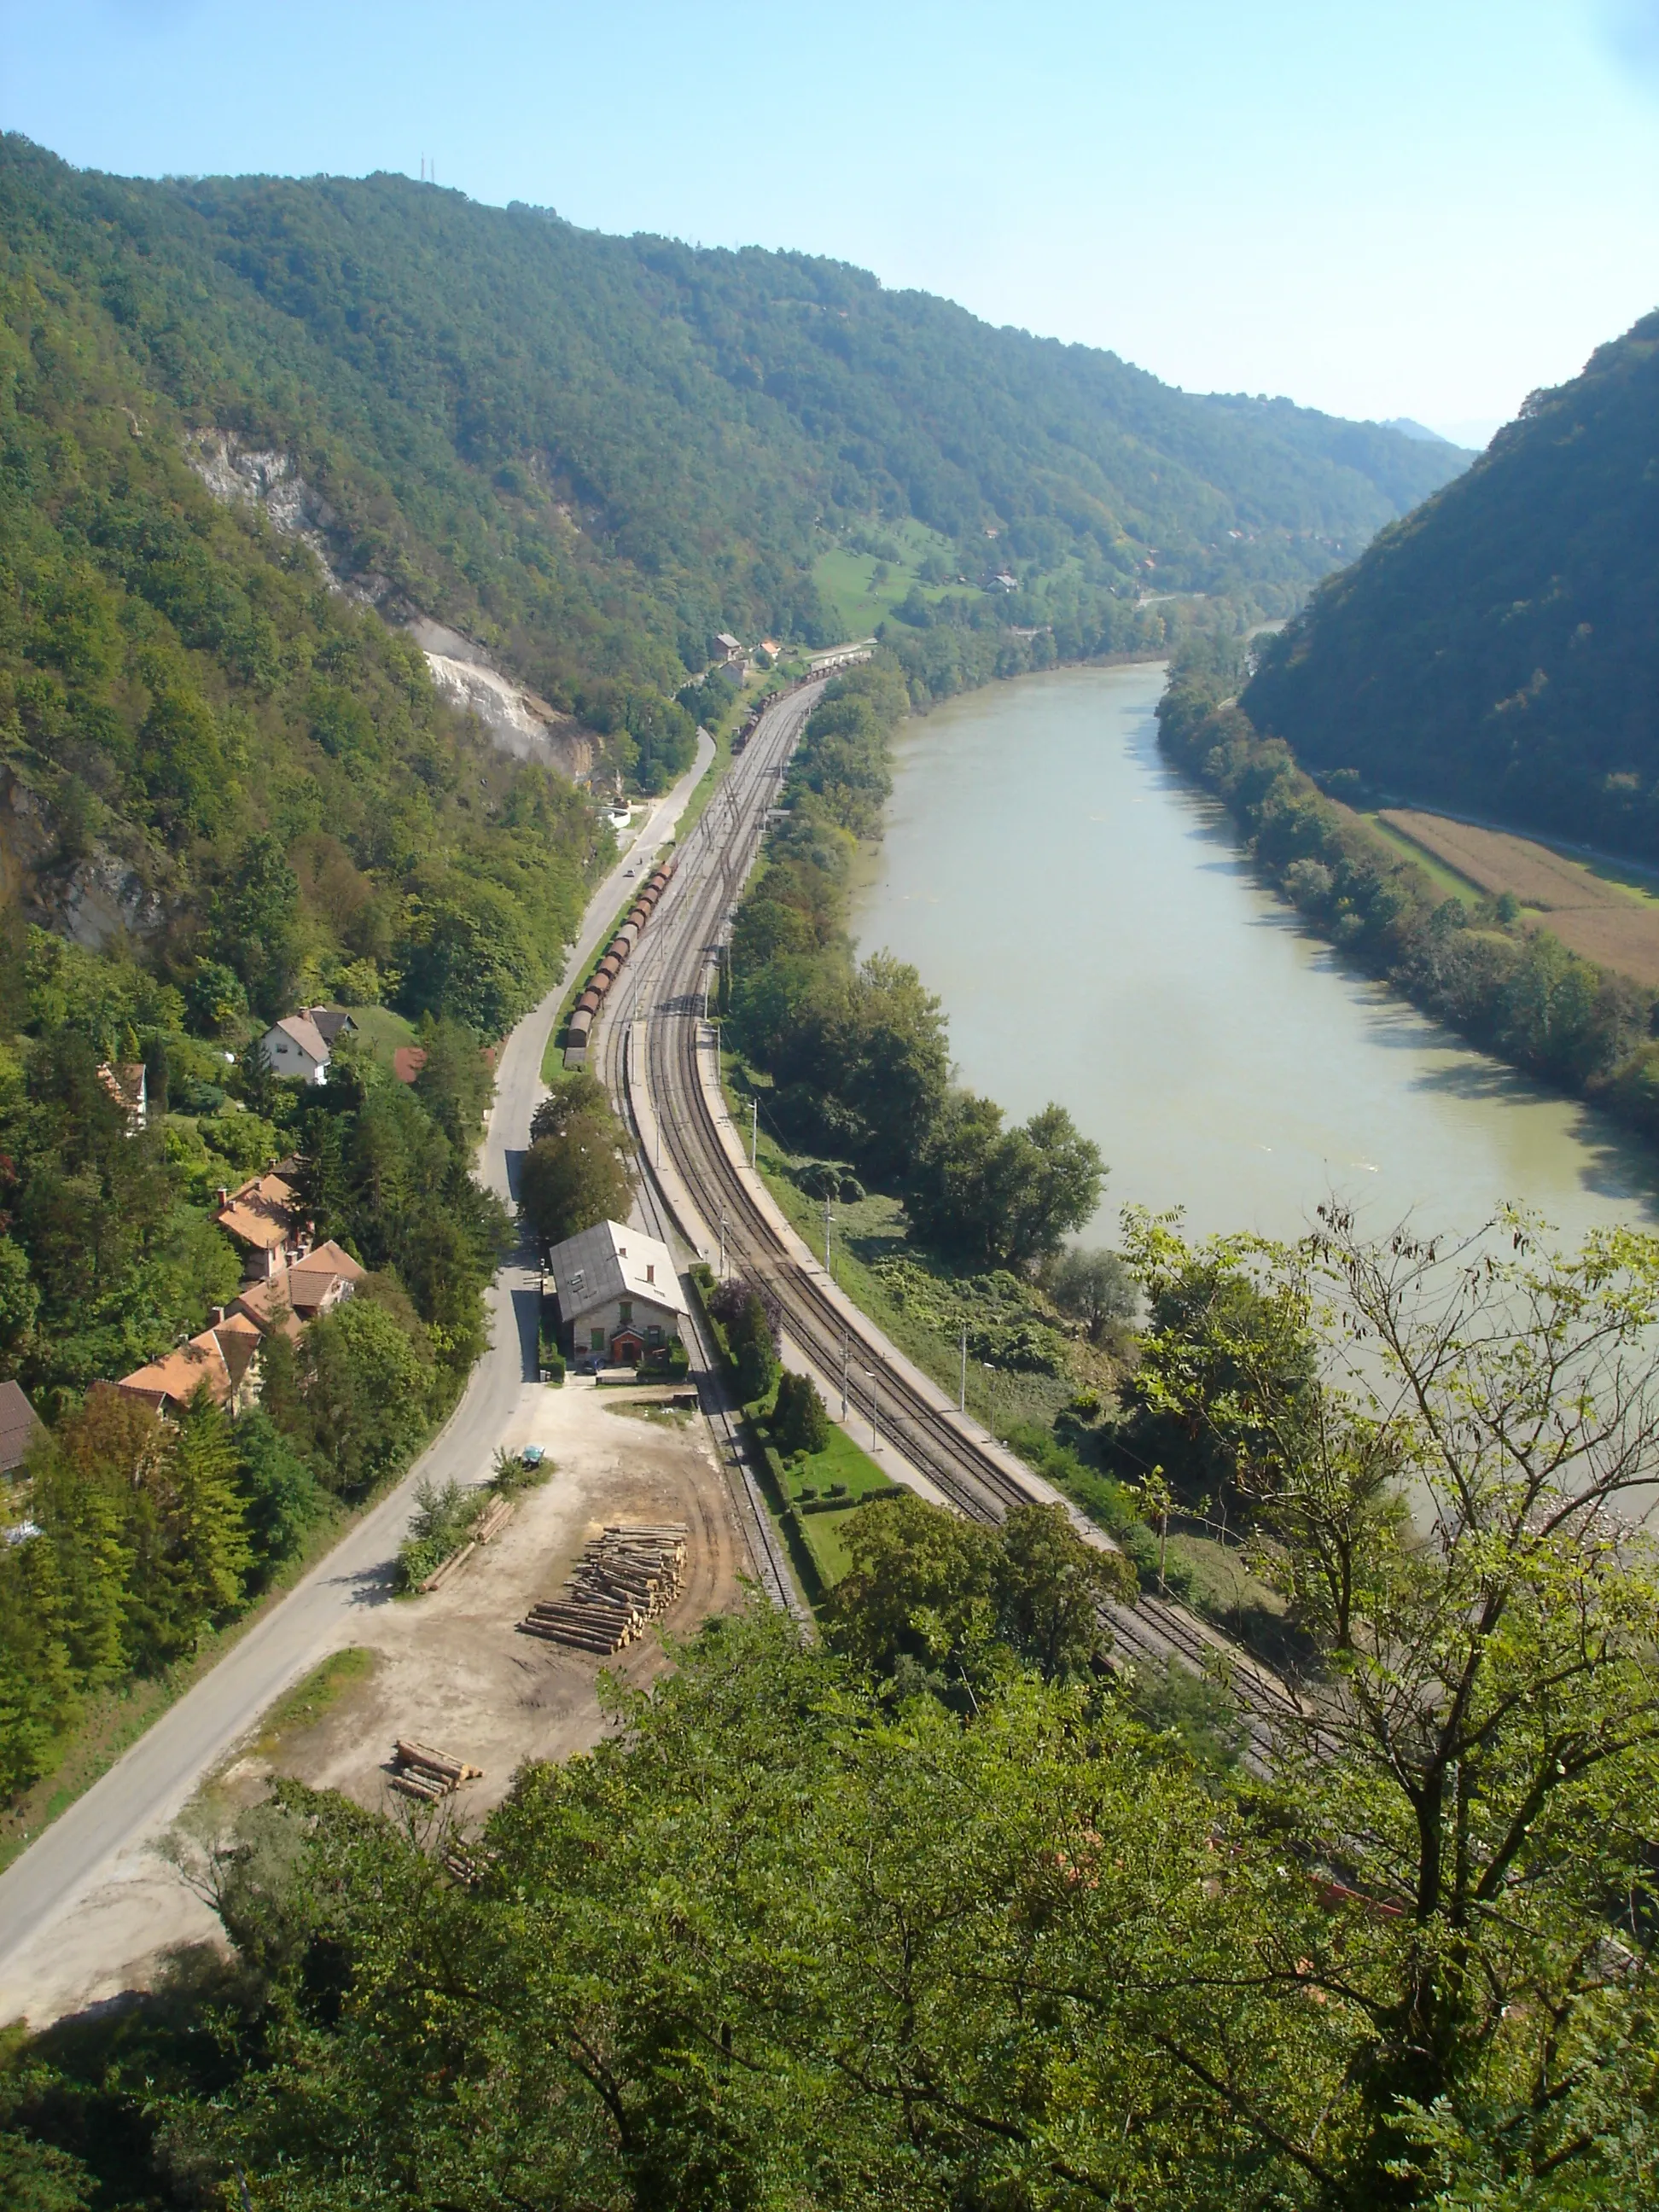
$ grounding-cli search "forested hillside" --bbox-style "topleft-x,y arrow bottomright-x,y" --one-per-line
1244,311 -> 1659,859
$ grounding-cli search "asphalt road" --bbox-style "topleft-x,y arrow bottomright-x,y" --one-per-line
0,733 -> 714,2000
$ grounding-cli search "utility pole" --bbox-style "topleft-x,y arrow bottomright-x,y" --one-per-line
719,1202 -> 726,1281
959,1324 -> 967,1413
824,1196 -> 832,1278
841,1329 -> 849,1421
861,1365 -> 881,1451
750,1095 -> 758,1168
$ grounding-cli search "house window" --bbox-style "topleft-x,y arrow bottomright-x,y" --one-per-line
647,1324 -> 663,1347
618,1299 -> 632,1325
590,1326 -> 605,1353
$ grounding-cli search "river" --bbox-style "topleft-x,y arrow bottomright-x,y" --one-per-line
850,662 -> 1659,1251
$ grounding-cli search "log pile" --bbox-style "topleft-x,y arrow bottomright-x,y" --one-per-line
388,1738 -> 483,1803
416,1493 -> 515,1593
518,1523 -> 689,1654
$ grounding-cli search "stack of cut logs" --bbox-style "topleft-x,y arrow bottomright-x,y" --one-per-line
388,1738 -> 483,1803
417,1492 -> 515,1594
518,1523 -> 689,1654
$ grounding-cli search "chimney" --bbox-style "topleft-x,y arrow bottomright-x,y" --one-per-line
216,1186 -> 230,1207
212,1306 -> 224,1325
646,1263 -> 655,1284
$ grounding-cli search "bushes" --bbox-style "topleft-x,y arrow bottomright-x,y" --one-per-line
394,1476 -> 486,1593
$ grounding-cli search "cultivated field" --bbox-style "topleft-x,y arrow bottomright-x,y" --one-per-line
1381,809 -> 1659,988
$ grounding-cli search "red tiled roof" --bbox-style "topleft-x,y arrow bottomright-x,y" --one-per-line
393,1046 -> 428,1084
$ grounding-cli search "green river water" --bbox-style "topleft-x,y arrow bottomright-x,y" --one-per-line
849,662 -> 1659,1251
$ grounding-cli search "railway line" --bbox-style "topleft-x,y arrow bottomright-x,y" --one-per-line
591,683 -> 1299,1755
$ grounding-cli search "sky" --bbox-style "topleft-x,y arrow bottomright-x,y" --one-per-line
3,0 -> 1659,445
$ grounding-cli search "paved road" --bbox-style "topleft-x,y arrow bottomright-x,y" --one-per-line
0,735 -> 714,2003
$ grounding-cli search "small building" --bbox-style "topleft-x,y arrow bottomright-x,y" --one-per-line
306,1006 -> 358,1048
547,1219 -> 687,1365
216,1171 -> 311,1281
96,1061 -> 148,1130
393,1045 -> 428,1085
806,640 -> 876,676
233,1238 -> 366,1340
117,1315 -> 263,1418
0,1380 -> 44,1476
259,1013 -> 332,1085
714,632 -> 743,662
989,571 -> 1019,592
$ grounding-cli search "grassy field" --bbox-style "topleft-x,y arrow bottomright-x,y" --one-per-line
754,1392 -> 892,1595
346,1004 -> 418,1066
812,518 -> 970,637
1378,807 -> 1659,986
1359,811 -> 1481,905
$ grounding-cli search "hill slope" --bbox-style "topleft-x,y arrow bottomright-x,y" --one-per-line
1243,312 -> 1659,859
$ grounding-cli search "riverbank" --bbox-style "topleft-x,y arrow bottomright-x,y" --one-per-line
852,661 -> 1659,1249
1156,648 -> 1659,1196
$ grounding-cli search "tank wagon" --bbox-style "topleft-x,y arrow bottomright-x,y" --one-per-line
563,853 -> 678,1068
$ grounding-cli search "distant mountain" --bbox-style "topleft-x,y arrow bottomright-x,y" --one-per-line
1243,312 -> 1659,862
0,130 -> 1474,979
1381,416 -> 1461,446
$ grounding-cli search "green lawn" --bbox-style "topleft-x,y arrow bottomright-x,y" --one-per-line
812,517 -> 970,637
756,1392 -> 893,1596
346,1005 -> 418,1065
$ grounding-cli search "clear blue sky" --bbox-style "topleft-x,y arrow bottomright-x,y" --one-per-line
4,0 -> 1657,443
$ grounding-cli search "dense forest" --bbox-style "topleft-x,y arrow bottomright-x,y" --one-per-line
1244,310 -> 1659,859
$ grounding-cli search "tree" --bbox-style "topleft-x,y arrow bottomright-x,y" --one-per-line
725,1290 -> 778,1404
412,1016 -> 494,1149
1122,1202 -> 1659,2203
992,1501 -> 1133,1679
1047,1246 -> 1137,1342
772,1368 -> 830,1456
516,1113 -> 632,1251
528,1069 -> 609,1146
297,1298 -> 433,1495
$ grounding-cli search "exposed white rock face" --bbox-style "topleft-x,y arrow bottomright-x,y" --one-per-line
420,650 -> 593,781
185,437 -> 593,778
59,854 -> 164,951
185,430 -> 343,583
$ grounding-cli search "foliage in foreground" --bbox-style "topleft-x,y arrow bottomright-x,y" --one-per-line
9,1212 -> 1659,2207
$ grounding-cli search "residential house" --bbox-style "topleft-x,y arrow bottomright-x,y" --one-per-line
258,1012 -> 332,1085
713,631 -> 743,662
215,1171 -> 311,1281
96,1061 -> 148,1130
0,1379 -> 44,1476
233,1238 -> 365,1341
548,1219 -> 687,1365
306,1006 -> 358,1048
116,1314 -> 264,1417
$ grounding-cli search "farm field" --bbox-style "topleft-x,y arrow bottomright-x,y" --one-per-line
1379,808 -> 1659,987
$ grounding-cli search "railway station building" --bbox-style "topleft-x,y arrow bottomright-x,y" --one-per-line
546,1219 -> 687,1365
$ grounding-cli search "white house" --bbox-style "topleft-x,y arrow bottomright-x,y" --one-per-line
259,1012 -> 332,1084
547,1219 -> 688,1365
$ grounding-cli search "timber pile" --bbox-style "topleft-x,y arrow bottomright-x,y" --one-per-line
416,1493 -> 514,1593
388,1738 -> 483,1803
474,1493 -> 514,1545
518,1523 -> 689,1654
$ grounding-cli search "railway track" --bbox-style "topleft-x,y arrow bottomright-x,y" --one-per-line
591,684 -> 1298,1755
